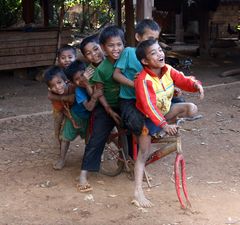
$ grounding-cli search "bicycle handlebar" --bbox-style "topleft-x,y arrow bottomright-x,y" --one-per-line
176,114 -> 203,126
156,115 -> 203,138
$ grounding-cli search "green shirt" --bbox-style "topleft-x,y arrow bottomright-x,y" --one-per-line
91,58 -> 120,107
115,47 -> 142,99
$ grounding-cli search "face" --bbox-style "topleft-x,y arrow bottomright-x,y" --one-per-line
58,50 -> 76,69
72,71 -> 85,87
48,75 -> 66,95
142,42 -> 165,69
83,42 -> 104,66
136,28 -> 160,42
101,36 -> 124,63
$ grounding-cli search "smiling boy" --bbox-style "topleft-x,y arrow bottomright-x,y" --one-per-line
133,38 -> 204,207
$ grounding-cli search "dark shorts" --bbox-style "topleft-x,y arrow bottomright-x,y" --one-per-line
144,118 -> 163,136
119,98 -> 145,136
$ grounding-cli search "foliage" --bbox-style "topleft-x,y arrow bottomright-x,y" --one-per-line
0,0 -> 22,28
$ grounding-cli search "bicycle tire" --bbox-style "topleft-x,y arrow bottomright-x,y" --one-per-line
99,134 -> 128,177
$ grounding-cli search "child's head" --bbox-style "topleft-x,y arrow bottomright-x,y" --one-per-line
135,19 -> 161,43
79,34 -> 104,67
57,44 -> 77,69
99,25 -> 125,63
136,39 -> 165,69
64,60 -> 87,86
44,66 -> 67,95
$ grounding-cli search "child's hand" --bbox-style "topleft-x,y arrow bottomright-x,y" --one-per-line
72,120 -> 80,129
174,87 -> 183,97
195,83 -> 204,100
107,108 -> 121,125
163,124 -> 178,136
92,86 -> 103,99
83,66 -> 95,80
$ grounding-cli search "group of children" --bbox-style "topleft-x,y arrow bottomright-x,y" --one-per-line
44,19 -> 204,208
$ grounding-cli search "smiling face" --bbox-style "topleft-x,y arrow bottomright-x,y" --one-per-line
58,49 -> 76,69
48,75 -> 66,95
101,36 -> 124,63
141,42 -> 165,69
83,42 -> 104,66
72,71 -> 85,87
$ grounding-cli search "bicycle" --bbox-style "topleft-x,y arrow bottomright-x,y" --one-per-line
99,115 -> 203,209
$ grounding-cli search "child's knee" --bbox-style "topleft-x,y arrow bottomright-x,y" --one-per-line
188,103 -> 198,116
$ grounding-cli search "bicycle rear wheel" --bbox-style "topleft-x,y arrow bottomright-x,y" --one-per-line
100,134 -> 128,177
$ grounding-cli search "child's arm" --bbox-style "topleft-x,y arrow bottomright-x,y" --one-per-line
170,67 -> 204,100
62,103 -> 79,129
48,91 -> 75,104
113,68 -> 134,88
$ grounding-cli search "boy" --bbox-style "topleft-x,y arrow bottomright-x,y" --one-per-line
54,60 -> 102,170
47,45 -> 77,149
77,25 -> 125,192
134,39 -> 204,207
79,34 -> 105,80
113,19 -> 160,136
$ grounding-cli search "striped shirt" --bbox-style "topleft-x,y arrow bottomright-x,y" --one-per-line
135,64 -> 200,127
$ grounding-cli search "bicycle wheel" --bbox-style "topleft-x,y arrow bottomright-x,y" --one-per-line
100,134 -> 128,177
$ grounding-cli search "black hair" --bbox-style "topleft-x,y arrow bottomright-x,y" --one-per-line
64,60 -> 86,82
79,33 -> 100,56
57,44 -> 77,57
136,38 -> 158,63
99,25 -> 125,45
44,66 -> 67,86
135,19 -> 161,36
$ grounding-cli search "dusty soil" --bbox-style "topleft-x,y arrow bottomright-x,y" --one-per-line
0,55 -> 240,225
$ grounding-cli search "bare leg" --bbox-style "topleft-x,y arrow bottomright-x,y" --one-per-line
53,140 -> 70,170
165,103 -> 198,122
134,134 -> 153,207
53,111 -> 64,150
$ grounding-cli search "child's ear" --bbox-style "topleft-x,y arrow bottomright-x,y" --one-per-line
100,44 -> 106,56
135,33 -> 141,42
141,58 -> 148,66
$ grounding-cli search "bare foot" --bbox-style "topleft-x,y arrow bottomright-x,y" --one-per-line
53,159 -> 65,170
134,187 -> 154,208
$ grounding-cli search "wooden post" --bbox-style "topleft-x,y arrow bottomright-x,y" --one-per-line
124,0 -> 135,46
114,0 -> 122,27
42,0 -> 49,27
199,10 -> 210,55
136,0 -> 153,22
22,0 -> 34,24
174,7 -> 184,44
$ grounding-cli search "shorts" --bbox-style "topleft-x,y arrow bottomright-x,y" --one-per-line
143,118 -> 163,137
62,110 -> 89,141
119,98 -> 145,136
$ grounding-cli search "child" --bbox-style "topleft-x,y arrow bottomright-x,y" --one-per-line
77,25 -> 125,192
113,19 -> 161,136
54,60 -> 102,170
47,45 -> 77,149
133,39 -> 204,207
44,65 -> 78,135
79,34 -> 105,80
57,44 -> 77,69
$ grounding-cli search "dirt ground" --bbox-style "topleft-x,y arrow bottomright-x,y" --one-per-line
0,55 -> 240,225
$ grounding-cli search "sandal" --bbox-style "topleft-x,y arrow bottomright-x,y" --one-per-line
77,183 -> 93,193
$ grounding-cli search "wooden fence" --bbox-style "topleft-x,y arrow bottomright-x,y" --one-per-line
0,28 -> 73,71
